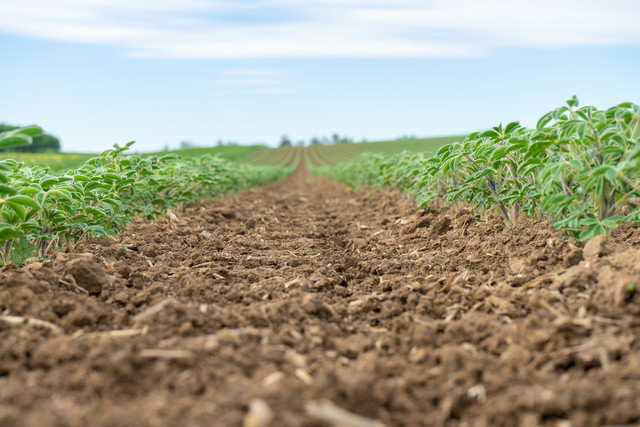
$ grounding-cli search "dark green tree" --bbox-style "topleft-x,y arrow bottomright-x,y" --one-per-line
279,135 -> 292,147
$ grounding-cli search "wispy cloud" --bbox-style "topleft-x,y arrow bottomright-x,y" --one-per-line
214,68 -> 298,94
1,0 -> 639,58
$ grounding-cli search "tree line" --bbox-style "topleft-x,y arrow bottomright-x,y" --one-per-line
279,133 -> 354,147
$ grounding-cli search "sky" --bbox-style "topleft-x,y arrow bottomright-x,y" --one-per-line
1,0 -> 639,153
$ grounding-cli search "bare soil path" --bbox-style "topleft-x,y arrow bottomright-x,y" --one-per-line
1,162 -> 640,426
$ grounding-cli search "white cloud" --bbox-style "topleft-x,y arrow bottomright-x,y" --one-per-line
214,68 -> 298,95
0,0 -> 639,58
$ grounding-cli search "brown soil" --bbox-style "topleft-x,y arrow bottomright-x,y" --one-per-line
2,162 -> 640,427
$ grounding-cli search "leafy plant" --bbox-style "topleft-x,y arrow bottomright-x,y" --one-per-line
0,141 -> 290,265
0,125 -> 43,150
317,97 -> 640,241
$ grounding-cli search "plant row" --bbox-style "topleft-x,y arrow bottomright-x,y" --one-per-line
315,97 -> 640,240
0,141 -> 290,265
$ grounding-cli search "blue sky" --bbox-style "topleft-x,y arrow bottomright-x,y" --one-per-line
1,0 -> 639,153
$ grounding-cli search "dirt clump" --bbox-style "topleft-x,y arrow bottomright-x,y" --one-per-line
1,162 -> 640,426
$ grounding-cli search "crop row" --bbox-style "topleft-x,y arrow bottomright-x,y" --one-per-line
316,97 -> 640,240
0,141 -> 290,265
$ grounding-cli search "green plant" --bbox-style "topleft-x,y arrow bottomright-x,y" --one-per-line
0,141 -> 290,265
317,97 -> 640,241
0,125 -> 43,150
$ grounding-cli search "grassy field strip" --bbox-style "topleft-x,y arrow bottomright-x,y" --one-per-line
148,145 -> 265,162
0,152 -> 95,173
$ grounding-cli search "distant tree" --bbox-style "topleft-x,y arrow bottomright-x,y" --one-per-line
295,140 -> 305,147
331,133 -> 341,144
180,140 -> 195,149
310,137 -> 321,145
34,134 -> 61,151
216,139 -> 224,146
279,135 -> 292,147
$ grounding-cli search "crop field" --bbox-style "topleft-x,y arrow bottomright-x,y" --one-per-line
242,135 -> 463,169
1,100 -> 640,426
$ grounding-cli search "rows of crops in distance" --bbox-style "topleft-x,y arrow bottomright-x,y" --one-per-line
316,98 -> 640,241
275,147 -> 303,169
147,144 -> 266,162
241,136 -> 464,169
306,135 -> 464,167
306,146 -> 329,168
242,146 -> 292,166
312,144 -> 356,166
0,142 -> 290,266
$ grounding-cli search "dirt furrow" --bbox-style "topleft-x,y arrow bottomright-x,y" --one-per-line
1,163 -> 640,426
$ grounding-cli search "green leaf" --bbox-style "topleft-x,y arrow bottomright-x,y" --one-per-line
567,95 -> 579,108
18,186 -> 43,195
0,184 -> 18,196
481,129 -> 500,138
5,201 -> 27,220
84,206 -> 107,217
0,134 -> 31,149
46,189 -> 73,201
602,216 -> 623,229
0,224 -> 24,241
579,223 -> 605,240
504,122 -> 520,134
103,173 -> 123,181
39,177 -> 59,189
6,195 -> 41,210
591,165 -> 617,180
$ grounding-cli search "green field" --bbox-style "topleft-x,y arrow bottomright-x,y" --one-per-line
0,136 -> 461,172
147,144 -> 266,162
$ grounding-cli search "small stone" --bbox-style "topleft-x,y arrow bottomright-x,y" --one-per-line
243,398 -> 273,427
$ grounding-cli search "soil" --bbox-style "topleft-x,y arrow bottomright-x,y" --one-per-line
1,161 -> 640,427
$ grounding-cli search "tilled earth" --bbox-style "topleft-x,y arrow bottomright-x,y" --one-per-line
1,164 -> 640,427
